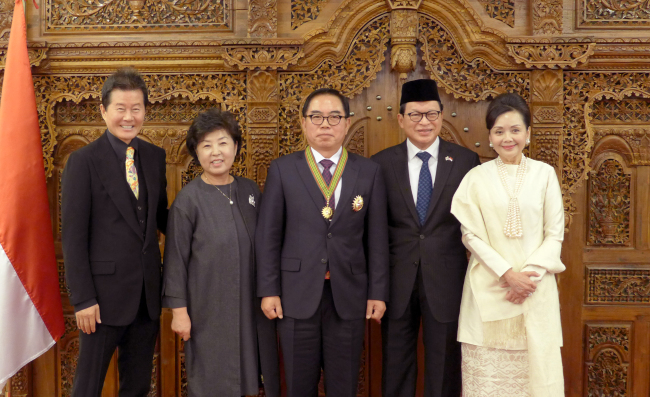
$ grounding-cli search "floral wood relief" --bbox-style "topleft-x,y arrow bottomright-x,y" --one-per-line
46,0 -> 230,32
477,0 -> 515,27
588,159 -> 630,246
586,324 -> 630,397
532,0 -> 562,34
248,0 -> 277,37
418,14 -> 530,102
532,130 -> 561,168
588,267 -> 650,303
0,0 -> 13,39
579,0 -> 650,28
291,0 -> 328,29
592,98 -> 650,123
278,15 -> 390,156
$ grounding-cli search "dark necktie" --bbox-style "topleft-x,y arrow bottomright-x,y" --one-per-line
416,152 -> 432,225
320,159 -> 335,210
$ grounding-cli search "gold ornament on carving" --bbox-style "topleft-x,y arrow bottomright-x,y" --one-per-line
249,0 -> 277,38
278,15 -> 389,155
588,268 -> 650,303
291,0 -> 327,30
507,43 -> 596,69
588,159 -> 630,246
418,15 -> 529,102
532,0 -> 562,35
46,0 -> 230,32
477,0 -> 515,27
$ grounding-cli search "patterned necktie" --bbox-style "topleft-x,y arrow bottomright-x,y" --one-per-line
416,152 -> 432,225
320,159 -> 335,210
125,147 -> 139,199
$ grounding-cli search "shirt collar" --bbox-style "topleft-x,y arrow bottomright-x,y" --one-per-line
406,136 -> 439,162
310,146 -> 343,166
106,129 -> 139,162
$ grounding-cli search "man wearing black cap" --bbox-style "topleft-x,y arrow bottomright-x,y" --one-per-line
371,79 -> 480,397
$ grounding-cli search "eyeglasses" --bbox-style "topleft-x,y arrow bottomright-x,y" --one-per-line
406,110 -> 441,122
306,114 -> 345,126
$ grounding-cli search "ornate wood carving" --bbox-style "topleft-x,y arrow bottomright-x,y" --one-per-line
418,14 -> 530,102
223,46 -> 304,71
586,324 -> 631,396
593,128 -> 650,166
477,0 -> 515,27
578,0 -> 650,28
592,98 -> 650,124
10,365 -> 30,396
532,130 -> 561,168
278,14 -> 390,156
45,0 -> 231,32
384,0 -> 421,10
507,43 -> 595,69
59,316 -> 80,397
588,159 -> 631,246
291,0 -> 327,29
532,0 -> 562,35
249,0 -> 277,38
390,10 -> 418,80
587,267 -> 650,304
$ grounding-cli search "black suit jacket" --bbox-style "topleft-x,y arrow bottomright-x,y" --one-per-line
62,131 -> 168,326
371,139 -> 480,322
256,150 -> 389,321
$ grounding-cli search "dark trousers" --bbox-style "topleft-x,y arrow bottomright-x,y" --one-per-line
381,267 -> 461,397
278,281 -> 366,397
72,292 -> 159,397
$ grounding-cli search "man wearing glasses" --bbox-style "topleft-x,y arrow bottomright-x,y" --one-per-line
371,79 -> 481,397
256,88 -> 389,396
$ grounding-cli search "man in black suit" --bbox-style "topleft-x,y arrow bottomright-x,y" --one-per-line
62,68 -> 168,397
256,88 -> 389,397
371,79 -> 480,397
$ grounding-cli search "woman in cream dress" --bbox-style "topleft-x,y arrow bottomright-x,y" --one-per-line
451,93 -> 565,397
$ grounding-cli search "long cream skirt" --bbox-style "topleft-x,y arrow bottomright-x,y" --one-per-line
461,343 -> 530,397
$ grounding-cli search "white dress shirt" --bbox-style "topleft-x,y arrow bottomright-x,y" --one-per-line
406,137 -> 440,205
310,146 -> 343,209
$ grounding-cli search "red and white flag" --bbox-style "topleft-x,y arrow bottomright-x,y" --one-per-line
0,0 -> 65,388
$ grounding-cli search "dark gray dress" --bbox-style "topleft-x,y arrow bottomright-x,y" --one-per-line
163,176 -> 279,397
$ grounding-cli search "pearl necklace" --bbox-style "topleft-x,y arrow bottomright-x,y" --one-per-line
203,174 -> 234,205
495,155 -> 527,238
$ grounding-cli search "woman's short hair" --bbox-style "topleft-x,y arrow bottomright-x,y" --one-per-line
186,108 -> 242,162
485,93 -> 531,131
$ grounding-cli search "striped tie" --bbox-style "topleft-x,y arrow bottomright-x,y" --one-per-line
125,147 -> 139,199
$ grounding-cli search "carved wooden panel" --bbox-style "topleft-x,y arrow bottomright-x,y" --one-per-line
248,0 -> 277,38
578,0 -> 650,29
587,267 -> 650,304
588,159 -> 631,246
292,0 -> 327,29
45,0 -> 232,33
477,0 -> 514,27
0,0 -> 13,40
532,0 -> 562,35
585,323 -> 631,396
592,98 -> 650,124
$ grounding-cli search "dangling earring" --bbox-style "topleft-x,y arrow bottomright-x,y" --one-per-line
489,142 -> 494,148
526,139 -> 530,145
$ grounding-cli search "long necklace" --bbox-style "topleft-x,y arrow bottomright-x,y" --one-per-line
495,155 -> 527,238
204,174 -> 233,205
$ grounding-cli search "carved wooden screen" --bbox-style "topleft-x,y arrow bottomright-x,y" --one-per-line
2,0 -> 650,395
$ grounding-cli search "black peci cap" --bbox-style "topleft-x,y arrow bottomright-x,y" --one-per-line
400,79 -> 441,106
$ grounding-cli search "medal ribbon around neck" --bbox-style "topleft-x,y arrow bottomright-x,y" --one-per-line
305,146 -> 348,219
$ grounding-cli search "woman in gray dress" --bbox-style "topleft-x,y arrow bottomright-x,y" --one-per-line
162,108 -> 280,397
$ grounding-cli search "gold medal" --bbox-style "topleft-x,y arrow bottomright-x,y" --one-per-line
322,206 -> 333,219
352,195 -> 363,212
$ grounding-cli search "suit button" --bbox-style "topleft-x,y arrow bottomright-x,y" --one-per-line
138,206 -> 142,211
420,234 -> 425,240
327,233 -> 332,239
140,220 -> 145,224
142,251 -> 147,255
413,262 -> 418,266
321,258 -> 327,264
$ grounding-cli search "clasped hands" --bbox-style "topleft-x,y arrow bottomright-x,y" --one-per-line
500,268 -> 540,304
261,296 -> 386,323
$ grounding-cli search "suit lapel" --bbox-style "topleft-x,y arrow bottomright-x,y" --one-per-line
425,138 -> 453,222
235,177 -> 257,243
392,141 -> 420,224
90,132 -> 143,240
296,150 -> 331,225
330,155 -> 358,226
139,140 -> 160,245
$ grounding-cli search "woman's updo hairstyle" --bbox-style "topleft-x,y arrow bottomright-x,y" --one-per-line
485,93 -> 531,131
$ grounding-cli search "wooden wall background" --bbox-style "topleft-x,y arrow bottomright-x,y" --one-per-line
1,0 -> 650,395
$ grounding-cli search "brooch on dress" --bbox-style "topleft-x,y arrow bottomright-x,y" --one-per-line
352,195 -> 364,212
249,194 -> 256,207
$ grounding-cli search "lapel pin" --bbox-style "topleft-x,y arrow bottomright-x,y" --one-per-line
249,194 -> 255,207
352,195 -> 364,212
445,156 -> 453,162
